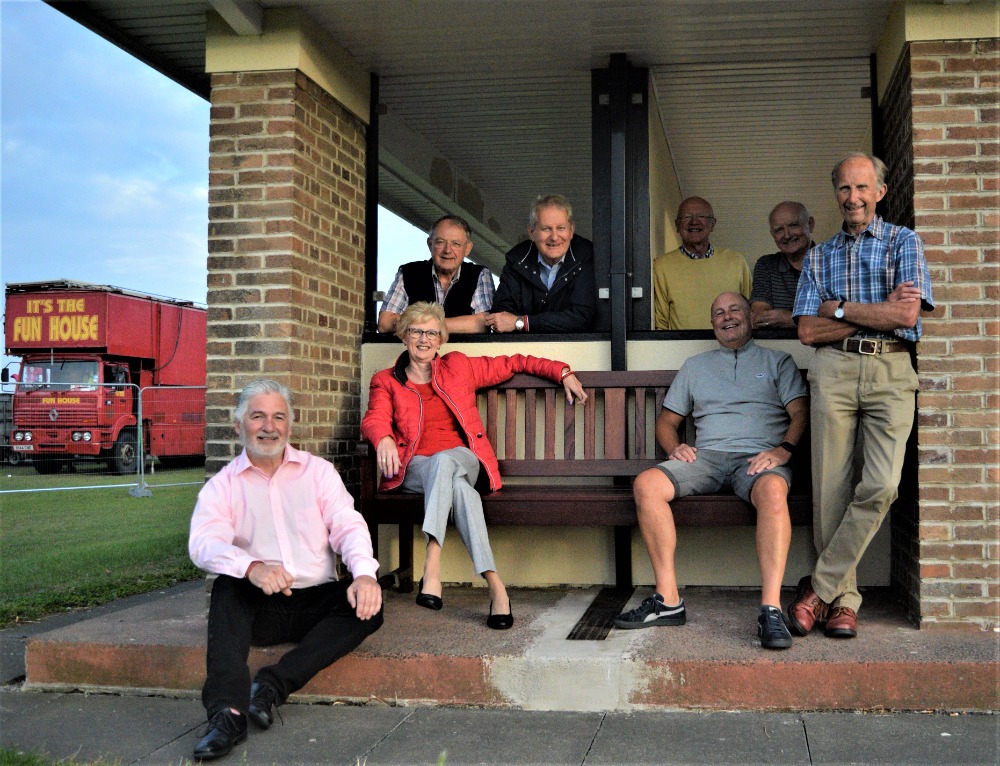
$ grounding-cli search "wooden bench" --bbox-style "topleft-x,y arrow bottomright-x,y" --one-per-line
357,369 -> 810,592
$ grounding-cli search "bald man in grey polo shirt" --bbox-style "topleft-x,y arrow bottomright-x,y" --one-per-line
614,292 -> 808,649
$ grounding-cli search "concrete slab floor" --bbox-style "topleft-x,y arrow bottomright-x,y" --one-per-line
1,688 -> 997,766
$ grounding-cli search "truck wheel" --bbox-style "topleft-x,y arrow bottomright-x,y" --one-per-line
8,452 -> 22,466
113,428 -> 140,475
34,459 -> 61,474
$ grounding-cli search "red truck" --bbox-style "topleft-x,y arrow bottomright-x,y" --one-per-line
3,281 -> 206,474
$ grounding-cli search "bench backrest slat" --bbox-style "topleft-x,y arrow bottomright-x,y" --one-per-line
483,371 -> 679,477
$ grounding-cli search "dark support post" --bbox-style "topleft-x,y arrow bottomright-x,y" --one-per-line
364,73 -> 380,333
608,53 -> 629,372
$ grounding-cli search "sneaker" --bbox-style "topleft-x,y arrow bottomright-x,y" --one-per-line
613,594 -> 686,629
757,605 -> 793,649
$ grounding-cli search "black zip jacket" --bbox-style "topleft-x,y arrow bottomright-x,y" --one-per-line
491,235 -> 597,332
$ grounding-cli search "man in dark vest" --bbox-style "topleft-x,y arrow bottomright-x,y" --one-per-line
377,215 -> 495,334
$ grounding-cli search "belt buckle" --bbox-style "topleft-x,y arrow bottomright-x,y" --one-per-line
859,339 -> 878,355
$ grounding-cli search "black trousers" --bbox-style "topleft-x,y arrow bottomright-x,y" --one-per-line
202,575 -> 383,718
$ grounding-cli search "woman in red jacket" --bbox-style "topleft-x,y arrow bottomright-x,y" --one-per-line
361,302 -> 586,629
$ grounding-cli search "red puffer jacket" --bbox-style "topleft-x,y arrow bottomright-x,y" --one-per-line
361,350 -> 567,492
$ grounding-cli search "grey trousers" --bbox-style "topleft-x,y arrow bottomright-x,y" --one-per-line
402,447 -> 496,575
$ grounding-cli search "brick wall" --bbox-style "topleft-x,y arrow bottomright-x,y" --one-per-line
206,70 -> 367,482
909,38 -> 999,630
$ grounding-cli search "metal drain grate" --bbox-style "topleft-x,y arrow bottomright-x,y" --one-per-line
566,587 -> 635,640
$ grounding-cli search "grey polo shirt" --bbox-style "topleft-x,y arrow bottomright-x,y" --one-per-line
663,340 -> 807,454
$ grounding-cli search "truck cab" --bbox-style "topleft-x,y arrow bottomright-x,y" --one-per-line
9,355 -> 137,474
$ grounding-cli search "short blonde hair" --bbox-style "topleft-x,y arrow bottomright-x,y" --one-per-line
397,301 -> 448,345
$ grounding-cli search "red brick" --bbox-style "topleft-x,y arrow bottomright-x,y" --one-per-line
913,126 -> 945,142
949,194 -> 1000,210
915,213 -> 978,229
954,447 -> 1000,464
953,601 -> 1000,619
926,283 -> 982,301
912,92 -> 944,108
947,91 -> 1000,107
918,524 -> 951,541
945,57 -> 1000,73
951,303 -> 998,319
910,58 -> 943,73
947,124 -> 1000,141
951,230 -> 1000,247
914,177 -> 978,193
953,563 -> 1000,579
914,195 -> 948,211
949,159 -> 1000,175
920,563 -> 952,578
912,107 -> 978,125
920,542 -> 986,560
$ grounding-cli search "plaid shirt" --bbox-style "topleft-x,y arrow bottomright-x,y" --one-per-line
381,261 -> 495,315
793,215 -> 933,343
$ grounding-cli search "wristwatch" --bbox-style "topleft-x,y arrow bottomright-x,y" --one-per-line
834,300 -> 846,320
514,317 -> 525,332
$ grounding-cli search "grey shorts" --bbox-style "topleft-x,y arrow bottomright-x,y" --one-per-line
655,449 -> 792,503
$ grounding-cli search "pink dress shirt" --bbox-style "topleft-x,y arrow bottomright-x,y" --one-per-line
189,445 -> 378,588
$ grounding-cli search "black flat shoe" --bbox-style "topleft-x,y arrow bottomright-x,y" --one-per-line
415,578 -> 443,610
486,600 -> 513,630
193,709 -> 247,761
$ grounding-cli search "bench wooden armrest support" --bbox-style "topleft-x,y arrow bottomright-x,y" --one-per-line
358,370 -> 811,592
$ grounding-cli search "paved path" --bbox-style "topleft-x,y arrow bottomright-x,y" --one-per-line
2,687 -> 997,765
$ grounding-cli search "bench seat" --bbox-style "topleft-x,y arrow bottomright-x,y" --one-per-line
358,370 -> 810,592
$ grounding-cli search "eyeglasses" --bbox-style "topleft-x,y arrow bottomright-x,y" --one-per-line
430,238 -> 468,250
406,328 -> 442,340
678,214 -> 716,224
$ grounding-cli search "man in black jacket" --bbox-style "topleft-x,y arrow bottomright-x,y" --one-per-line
485,195 -> 596,333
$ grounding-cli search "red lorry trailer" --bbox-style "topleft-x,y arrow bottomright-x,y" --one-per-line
3,281 -> 206,474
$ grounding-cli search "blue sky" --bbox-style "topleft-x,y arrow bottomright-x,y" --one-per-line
1,0 -> 423,370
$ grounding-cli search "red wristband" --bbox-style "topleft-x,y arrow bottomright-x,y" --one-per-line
560,367 -> 574,381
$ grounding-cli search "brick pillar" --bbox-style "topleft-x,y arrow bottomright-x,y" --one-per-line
907,38 -> 999,630
206,70 -> 367,483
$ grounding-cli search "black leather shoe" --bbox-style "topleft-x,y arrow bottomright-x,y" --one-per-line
486,600 -> 513,630
193,709 -> 247,761
416,578 -> 443,610
248,681 -> 281,729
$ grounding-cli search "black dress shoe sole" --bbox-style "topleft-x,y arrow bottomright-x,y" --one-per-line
247,708 -> 272,729
786,609 -> 811,637
193,729 -> 247,761
824,626 -> 857,638
486,613 -> 513,630
416,592 -> 443,610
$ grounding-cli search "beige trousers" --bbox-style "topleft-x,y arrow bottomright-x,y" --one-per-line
808,346 -> 917,612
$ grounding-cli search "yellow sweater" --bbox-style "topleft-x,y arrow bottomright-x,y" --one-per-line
653,247 -> 752,330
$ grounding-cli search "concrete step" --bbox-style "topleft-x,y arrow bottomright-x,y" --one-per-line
24,584 -> 999,712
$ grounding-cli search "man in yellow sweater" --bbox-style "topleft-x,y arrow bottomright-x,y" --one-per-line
653,197 -> 752,329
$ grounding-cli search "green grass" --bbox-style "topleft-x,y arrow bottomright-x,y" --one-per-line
0,749 -> 124,766
0,466 -> 204,627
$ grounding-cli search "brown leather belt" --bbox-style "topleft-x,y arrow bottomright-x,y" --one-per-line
840,338 -> 911,355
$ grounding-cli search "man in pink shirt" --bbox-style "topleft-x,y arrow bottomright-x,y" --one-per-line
189,379 -> 383,761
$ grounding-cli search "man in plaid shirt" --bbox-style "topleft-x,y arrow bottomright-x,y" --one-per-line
789,152 -> 933,640
378,214 -> 495,335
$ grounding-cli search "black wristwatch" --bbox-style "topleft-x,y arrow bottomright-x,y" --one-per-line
779,441 -> 796,454
834,300 -> 846,320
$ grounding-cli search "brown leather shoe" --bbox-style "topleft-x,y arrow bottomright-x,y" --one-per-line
787,576 -> 828,636
824,606 -> 858,638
